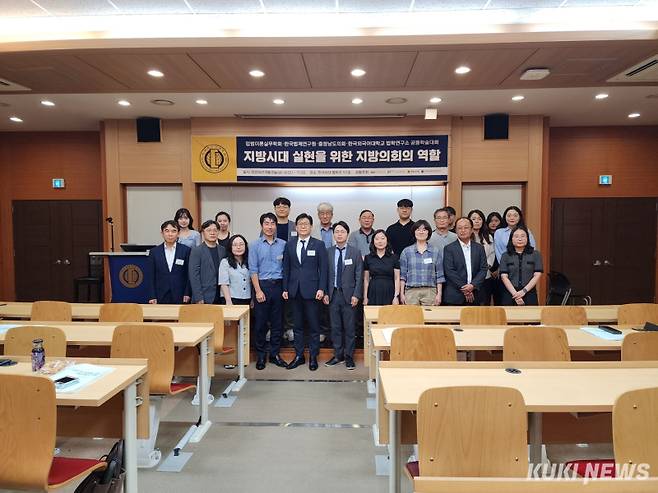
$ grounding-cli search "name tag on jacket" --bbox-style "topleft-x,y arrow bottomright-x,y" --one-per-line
291,231 -> 298,237
175,259 -> 185,266
307,250 -> 316,256
344,258 -> 353,266
423,258 -> 433,264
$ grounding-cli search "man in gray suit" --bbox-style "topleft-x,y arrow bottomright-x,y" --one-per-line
189,219 -> 227,304
323,221 -> 363,370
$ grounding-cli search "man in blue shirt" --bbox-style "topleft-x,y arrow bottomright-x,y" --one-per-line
249,212 -> 288,370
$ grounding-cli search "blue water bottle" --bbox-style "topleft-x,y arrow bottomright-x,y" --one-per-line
31,338 -> 45,371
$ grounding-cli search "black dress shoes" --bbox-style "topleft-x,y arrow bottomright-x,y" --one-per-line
324,356 -> 344,367
256,356 -> 266,371
270,354 -> 288,368
309,356 -> 318,371
286,355 -> 305,370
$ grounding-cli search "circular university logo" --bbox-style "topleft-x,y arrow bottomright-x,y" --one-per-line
200,144 -> 229,174
119,264 -> 144,288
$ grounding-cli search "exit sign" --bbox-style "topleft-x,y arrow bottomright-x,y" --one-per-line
598,175 -> 612,186
52,178 -> 65,189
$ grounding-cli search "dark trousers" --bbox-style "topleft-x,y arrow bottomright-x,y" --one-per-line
479,277 -> 495,306
158,291 -> 175,304
291,293 -> 321,357
253,280 -> 283,358
319,303 -> 331,340
329,288 -> 356,359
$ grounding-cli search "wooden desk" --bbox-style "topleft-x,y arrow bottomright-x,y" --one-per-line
1,357 -> 147,493
363,305 -> 620,376
0,321 -> 214,443
0,302 -> 251,390
379,361 -> 658,493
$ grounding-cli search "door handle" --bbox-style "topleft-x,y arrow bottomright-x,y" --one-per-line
592,260 -> 601,266
54,259 -> 62,265
604,260 -> 614,266
63,259 -> 71,265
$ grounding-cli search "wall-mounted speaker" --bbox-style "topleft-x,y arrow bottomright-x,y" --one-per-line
136,117 -> 161,143
483,113 -> 509,140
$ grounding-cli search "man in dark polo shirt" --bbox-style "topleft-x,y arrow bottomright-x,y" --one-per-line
385,199 -> 415,256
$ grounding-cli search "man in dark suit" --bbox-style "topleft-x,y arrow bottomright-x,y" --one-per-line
323,221 -> 363,370
147,220 -> 191,304
442,217 -> 488,306
282,213 -> 328,371
189,220 -> 227,304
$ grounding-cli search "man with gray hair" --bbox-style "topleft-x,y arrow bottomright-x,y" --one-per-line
316,202 -> 334,249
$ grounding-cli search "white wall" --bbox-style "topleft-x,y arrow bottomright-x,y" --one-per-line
461,184 -> 523,218
126,185 -> 183,244
200,185 -> 445,242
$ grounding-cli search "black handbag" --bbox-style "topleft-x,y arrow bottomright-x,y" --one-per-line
74,440 -> 125,493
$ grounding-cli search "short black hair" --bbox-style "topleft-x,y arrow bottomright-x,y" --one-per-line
397,199 -> 413,208
200,219 -> 219,231
445,206 -> 456,216
506,225 -> 534,255
161,220 -> 179,231
215,211 -> 231,223
295,213 -> 313,225
332,221 -> 350,234
174,208 -> 194,230
411,219 -> 432,241
260,212 -> 277,225
273,197 -> 291,207
359,209 -> 374,217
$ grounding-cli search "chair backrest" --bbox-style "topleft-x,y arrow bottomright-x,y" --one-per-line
99,303 -> 143,322
89,254 -> 104,278
30,301 -> 72,322
540,306 -> 588,326
178,304 -> 225,351
417,386 -> 528,477
390,326 -> 457,361
378,305 -> 424,325
0,374 -> 56,491
622,332 -> 658,361
613,387 -> 658,476
546,271 -> 572,306
460,306 -> 507,325
5,326 -> 67,358
111,324 -> 174,394
503,326 -> 571,362
618,304 -> 658,326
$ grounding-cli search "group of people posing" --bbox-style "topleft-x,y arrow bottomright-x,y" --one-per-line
146,198 -> 543,372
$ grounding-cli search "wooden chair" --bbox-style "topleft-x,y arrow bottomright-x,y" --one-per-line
618,304 -> 658,325
30,301 -> 72,322
414,386 -> 527,478
613,387 -> 658,475
379,305 -> 424,325
503,326 -> 570,361
390,326 -> 457,362
622,332 -> 658,361
541,306 -> 588,326
0,374 -> 106,491
460,306 -> 507,325
5,326 -> 67,358
99,303 -> 143,322
175,304 -> 225,376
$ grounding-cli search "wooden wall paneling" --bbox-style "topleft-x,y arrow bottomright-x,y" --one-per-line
0,135 -> 12,299
526,115 -> 544,249
447,116 -> 464,215
540,117 -> 551,296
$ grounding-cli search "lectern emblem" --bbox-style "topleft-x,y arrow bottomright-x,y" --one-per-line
119,264 -> 144,288
200,144 -> 229,173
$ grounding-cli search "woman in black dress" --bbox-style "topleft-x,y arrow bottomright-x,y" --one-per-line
363,229 -> 400,306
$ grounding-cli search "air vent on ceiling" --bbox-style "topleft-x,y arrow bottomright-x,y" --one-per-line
0,78 -> 31,92
608,54 -> 658,83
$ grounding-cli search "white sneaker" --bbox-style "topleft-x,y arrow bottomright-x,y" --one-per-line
285,329 -> 294,341
319,334 -> 326,343
265,330 -> 271,342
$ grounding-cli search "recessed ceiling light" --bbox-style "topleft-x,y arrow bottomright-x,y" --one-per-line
628,112 -> 641,118
195,99 -> 208,105
455,66 -> 471,75
249,69 -> 265,78
385,97 -> 407,105
594,93 -> 609,100
429,97 -> 442,104
512,95 -> 525,101
151,99 -> 175,106
351,68 -> 366,77
117,100 -> 131,107
147,69 -> 164,78
9,116 -> 23,123
273,98 -> 285,105
352,97 -> 363,105
40,100 -> 55,107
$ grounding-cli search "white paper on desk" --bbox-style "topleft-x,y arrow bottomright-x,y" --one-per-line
0,324 -> 24,334
580,327 -> 624,341
49,363 -> 115,394
382,327 -> 397,344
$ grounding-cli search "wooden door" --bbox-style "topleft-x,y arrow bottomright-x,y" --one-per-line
551,198 -> 656,304
13,200 -> 102,301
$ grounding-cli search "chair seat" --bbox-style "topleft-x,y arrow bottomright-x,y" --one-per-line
405,461 -> 420,479
48,457 -> 106,488
170,382 -> 196,395
565,459 -> 616,478
219,346 -> 235,354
